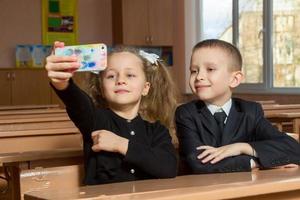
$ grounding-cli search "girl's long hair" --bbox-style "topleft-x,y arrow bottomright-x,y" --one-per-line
88,46 -> 178,132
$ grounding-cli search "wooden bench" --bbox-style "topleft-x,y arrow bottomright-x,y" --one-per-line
0,108 -> 67,116
262,104 -> 300,138
0,148 -> 83,200
256,100 -> 277,105
0,113 -> 68,120
0,107 -> 68,122
0,105 -> 60,111
262,104 -> 300,110
24,168 -> 300,200
0,116 -> 81,153
286,132 -> 299,142
0,110 -> 84,200
263,104 -> 300,116
263,104 -> 300,123
265,112 -> 300,139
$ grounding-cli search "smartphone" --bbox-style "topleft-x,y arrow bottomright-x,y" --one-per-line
55,43 -> 107,72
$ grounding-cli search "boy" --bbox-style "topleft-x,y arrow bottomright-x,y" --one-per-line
176,39 -> 300,173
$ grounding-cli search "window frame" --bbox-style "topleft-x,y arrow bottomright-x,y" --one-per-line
184,0 -> 300,94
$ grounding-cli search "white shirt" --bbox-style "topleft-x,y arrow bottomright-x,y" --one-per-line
206,99 -> 232,124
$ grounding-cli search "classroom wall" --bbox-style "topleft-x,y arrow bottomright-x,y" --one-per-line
0,0 -> 112,68
172,0 -> 186,95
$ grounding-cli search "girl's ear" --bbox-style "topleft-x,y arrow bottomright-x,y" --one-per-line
229,71 -> 244,88
142,81 -> 151,96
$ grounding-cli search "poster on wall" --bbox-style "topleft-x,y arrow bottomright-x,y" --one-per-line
42,0 -> 78,45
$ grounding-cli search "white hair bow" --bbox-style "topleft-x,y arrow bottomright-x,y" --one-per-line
139,50 -> 160,65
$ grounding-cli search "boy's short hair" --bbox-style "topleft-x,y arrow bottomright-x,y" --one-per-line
192,39 -> 242,71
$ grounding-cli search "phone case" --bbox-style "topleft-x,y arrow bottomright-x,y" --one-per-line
55,43 -> 107,72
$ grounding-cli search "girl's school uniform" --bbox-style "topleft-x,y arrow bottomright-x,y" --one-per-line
52,80 -> 177,185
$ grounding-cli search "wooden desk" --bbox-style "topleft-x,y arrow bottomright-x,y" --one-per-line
256,100 -> 276,105
0,113 -> 80,153
263,104 -> 300,110
0,148 -> 83,166
266,112 -> 300,139
0,115 -> 71,125
0,148 -> 83,200
0,110 -> 83,199
24,168 -> 300,200
0,109 -> 66,116
0,105 -> 60,111
0,113 -> 68,120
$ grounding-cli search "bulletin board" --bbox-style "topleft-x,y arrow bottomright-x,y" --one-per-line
42,0 -> 78,45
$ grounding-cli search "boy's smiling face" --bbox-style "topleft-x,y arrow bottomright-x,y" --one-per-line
189,47 -> 243,106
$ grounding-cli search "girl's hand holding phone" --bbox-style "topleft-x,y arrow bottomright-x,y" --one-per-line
45,41 -> 80,90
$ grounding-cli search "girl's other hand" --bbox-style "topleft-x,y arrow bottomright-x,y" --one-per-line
91,130 -> 129,155
45,41 -> 80,90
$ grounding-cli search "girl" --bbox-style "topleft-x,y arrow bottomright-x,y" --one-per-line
46,41 -> 178,185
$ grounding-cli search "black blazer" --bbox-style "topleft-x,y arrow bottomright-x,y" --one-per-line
175,98 -> 300,174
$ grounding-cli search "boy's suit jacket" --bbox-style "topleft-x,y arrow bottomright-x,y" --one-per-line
175,98 -> 300,174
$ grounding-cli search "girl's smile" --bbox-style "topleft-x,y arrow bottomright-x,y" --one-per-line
114,89 -> 130,94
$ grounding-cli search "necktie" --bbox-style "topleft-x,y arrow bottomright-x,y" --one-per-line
213,110 -> 227,133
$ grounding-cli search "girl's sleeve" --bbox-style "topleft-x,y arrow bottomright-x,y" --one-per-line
51,79 -> 95,136
249,104 -> 300,168
123,123 -> 178,178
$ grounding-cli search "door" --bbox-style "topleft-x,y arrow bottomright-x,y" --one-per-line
148,0 -> 174,46
0,70 -> 12,105
11,70 -> 51,105
122,0 -> 149,45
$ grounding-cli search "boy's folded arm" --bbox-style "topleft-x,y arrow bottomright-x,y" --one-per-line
250,139 -> 300,168
197,143 -> 256,164
249,131 -> 300,168
249,104 -> 300,168
179,131 -> 252,173
186,153 -> 252,173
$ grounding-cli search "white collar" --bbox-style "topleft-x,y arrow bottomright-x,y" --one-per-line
206,99 -> 232,116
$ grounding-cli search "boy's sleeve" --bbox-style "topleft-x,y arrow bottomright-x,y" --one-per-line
123,123 -> 177,178
249,104 -> 300,168
51,79 -> 96,136
175,105 -> 252,174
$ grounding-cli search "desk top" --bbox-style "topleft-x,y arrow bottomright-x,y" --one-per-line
0,108 -> 66,116
262,104 -> 300,110
256,100 -> 276,105
24,168 -> 300,200
0,104 -> 60,111
0,148 -> 83,166
0,115 -> 71,124
265,112 -> 300,118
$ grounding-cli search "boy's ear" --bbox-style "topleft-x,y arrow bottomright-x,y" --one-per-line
229,71 -> 244,88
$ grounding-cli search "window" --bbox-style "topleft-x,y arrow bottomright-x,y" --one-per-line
238,0 -> 263,84
273,0 -> 300,87
200,0 -> 233,43
189,0 -> 300,93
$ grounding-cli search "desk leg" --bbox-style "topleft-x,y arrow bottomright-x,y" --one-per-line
0,163 -> 21,200
292,118 -> 300,142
